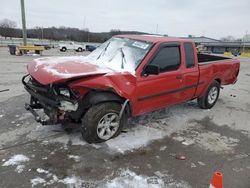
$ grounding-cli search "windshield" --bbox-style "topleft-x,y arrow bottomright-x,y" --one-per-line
85,37 -> 152,73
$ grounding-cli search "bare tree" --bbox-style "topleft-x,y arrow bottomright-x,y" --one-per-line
0,19 -> 17,38
243,34 -> 250,42
220,35 -> 236,42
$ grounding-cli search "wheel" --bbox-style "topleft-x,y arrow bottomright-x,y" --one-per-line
61,47 -> 67,52
81,102 -> 126,143
77,47 -> 83,52
197,81 -> 220,109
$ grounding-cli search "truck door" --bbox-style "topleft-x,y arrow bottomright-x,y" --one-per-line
69,42 -> 74,50
135,43 -> 185,115
181,42 -> 199,100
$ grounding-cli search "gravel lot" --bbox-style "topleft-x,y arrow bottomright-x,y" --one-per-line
0,47 -> 250,188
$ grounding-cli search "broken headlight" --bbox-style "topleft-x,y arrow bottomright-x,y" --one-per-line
58,88 -> 70,97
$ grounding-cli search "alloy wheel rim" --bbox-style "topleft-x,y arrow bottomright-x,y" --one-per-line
97,113 -> 119,140
208,86 -> 218,104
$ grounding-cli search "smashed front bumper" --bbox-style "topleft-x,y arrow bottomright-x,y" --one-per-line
22,74 -> 78,125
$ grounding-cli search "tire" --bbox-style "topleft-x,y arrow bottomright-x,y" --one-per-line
81,102 -> 126,143
61,47 -> 67,52
77,47 -> 83,52
197,81 -> 220,109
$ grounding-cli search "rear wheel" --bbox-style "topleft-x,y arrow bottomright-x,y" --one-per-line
81,102 -> 126,143
61,47 -> 67,52
77,47 -> 83,52
197,81 -> 220,109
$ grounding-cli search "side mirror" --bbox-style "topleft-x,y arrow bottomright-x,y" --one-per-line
143,64 -> 160,76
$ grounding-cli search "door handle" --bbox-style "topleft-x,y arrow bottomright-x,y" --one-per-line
176,75 -> 183,80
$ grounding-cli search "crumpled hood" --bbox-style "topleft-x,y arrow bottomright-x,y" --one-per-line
27,56 -> 112,85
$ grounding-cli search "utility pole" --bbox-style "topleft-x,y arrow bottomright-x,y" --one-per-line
20,0 -> 27,46
156,24 -> 158,34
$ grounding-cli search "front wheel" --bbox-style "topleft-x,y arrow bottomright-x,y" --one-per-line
197,81 -> 220,109
61,47 -> 67,52
81,102 -> 126,143
77,47 -> 83,52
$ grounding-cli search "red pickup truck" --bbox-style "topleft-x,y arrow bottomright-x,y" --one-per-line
22,35 -> 240,143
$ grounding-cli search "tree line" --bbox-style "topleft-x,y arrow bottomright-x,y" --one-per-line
1,18 -> 249,43
0,18 -> 146,43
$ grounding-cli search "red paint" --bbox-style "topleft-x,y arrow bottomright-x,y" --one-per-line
27,35 -> 240,117
28,60 -> 110,85
175,154 -> 186,160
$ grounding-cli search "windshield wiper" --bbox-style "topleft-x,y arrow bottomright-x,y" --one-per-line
97,41 -> 110,60
107,48 -> 127,69
120,48 -> 127,69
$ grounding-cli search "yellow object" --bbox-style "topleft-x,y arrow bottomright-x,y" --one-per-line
17,45 -> 45,51
224,52 -> 233,56
240,52 -> 250,57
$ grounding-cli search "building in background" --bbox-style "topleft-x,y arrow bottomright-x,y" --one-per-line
182,36 -> 250,54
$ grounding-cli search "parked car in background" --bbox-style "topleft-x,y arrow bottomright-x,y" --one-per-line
86,45 -> 97,52
59,42 -> 85,52
23,35 -> 240,143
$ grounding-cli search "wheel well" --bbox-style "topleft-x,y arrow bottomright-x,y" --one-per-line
215,78 -> 221,84
69,90 -> 131,120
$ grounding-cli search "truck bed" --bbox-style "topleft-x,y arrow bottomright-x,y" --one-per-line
198,53 -> 230,64
195,56 -> 240,98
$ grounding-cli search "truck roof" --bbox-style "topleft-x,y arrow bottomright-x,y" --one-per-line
115,34 -> 194,44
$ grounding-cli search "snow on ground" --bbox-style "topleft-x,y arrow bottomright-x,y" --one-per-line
36,168 -> 50,174
15,164 -> 25,173
58,176 -> 83,185
29,168 -> 84,187
102,169 -> 190,188
103,169 -> 164,188
68,155 -> 81,162
2,154 -> 30,174
27,168 -> 190,187
31,177 -> 46,187
1,98 -> 244,156
106,126 -> 165,153
2,154 -> 29,166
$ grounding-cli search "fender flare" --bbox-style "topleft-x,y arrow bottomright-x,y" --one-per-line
83,90 -> 124,106
199,78 -> 221,97
69,90 -> 131,120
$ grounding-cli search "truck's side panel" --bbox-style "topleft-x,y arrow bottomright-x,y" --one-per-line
195,60 -> 240,97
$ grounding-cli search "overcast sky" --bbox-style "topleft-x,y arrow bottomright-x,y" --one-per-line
1,0 -> 250,39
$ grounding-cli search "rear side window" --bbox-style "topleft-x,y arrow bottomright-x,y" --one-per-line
184,43 -> 195,68
150,46 -> 180,73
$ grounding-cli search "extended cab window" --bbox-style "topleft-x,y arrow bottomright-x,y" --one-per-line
184,43 -> 195,68
150,46 -> 180,73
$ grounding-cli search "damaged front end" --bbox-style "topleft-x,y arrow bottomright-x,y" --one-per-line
22,74 -> 80,125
